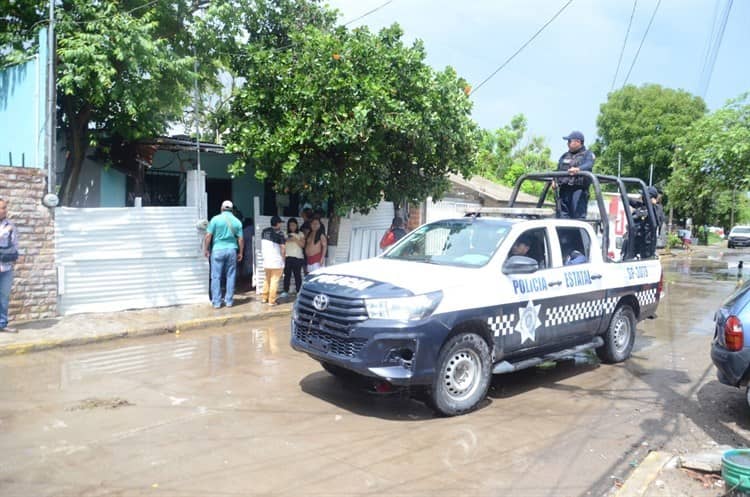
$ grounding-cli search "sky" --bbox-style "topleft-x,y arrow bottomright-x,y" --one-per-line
325,0 -> 749,158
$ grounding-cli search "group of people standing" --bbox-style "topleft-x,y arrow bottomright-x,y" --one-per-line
260,210 -> 328,305
204,203 -> 329,307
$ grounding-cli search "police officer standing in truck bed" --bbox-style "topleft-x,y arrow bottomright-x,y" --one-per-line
556,130 -> 595,219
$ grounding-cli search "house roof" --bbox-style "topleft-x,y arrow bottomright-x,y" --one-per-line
143,136 -> 226,154
448,173 -> 540,205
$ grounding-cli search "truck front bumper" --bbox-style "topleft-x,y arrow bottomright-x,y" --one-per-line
290,316 -> 451,386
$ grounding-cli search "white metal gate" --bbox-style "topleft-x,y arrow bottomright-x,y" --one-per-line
56,206 -> 208,315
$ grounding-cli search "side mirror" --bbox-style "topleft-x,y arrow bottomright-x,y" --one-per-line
502,255 -> 539,274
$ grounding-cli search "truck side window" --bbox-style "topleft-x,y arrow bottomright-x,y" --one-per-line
509,228 -> 549,269
556,227 -> 590,266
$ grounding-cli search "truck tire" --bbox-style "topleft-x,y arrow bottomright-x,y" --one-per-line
597,304 -> 636,363
427,333 -> 492,416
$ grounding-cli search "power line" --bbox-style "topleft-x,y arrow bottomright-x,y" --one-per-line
698,0 -> 733,98
610,0 -> 638,91
343,0 -> 394,27
470,0 -> 573,96
698,0 -> 722,85
622,0 -> 661,86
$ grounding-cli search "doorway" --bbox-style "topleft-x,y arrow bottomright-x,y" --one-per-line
206,178 -> 232,218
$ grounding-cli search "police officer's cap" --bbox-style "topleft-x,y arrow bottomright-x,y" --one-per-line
563,130 -> 585,142
647,186 -> 658,199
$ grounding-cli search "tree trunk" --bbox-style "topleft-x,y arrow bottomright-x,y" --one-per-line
60,99 -> 90,206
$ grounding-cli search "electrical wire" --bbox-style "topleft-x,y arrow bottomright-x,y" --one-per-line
698,0 -> 722,86
469,0 -> 574,96
622,0 -> 661,86
343,0 -> 394,27
610,0 -> 638,91
698,0 -> 733,98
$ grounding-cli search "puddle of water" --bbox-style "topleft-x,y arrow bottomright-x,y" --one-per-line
664,257 -> 749,283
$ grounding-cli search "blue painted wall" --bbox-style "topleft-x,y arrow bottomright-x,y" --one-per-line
0,30 -> 47,168
100,168 -> 127,207
148,150 -> 264,218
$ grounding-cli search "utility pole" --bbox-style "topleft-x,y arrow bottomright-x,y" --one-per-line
649,163 -> 654,186
617,152 -> 621,178
731,186 -> 737,228
46,0 -> 57,198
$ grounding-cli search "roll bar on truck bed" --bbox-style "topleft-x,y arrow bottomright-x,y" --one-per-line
507,171 -> 658,262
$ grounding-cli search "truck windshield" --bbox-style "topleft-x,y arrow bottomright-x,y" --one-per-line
383,220 -> 511,267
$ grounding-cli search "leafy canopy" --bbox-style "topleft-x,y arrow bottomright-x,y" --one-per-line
667,93 -> 750,229
225,24 -> 478,213
593,84 -> 707,185
475,114 -> 554,195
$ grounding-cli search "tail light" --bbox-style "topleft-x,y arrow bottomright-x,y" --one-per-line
725,315 -> 744,351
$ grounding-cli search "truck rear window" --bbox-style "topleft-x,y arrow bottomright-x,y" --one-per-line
383,220 -> 511,267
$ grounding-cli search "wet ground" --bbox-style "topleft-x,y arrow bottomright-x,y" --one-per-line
1,247 -> 749,497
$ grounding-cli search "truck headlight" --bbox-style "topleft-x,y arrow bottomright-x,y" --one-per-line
365,291 -> 442,321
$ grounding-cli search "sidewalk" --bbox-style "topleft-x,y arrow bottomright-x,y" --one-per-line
0,291 -> 293,357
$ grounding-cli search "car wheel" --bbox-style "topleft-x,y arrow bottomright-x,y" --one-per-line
745,387 -> 750,409
728,242 -> 734,249
320,361 -> 359,381
597,304 -> 636,364
427,333 -> 492,416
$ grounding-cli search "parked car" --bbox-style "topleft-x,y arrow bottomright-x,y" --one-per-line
728,226 -> 750,249
711,280 -> 750,406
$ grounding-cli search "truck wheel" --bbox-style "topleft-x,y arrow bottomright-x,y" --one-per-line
321,361 -> 359,381
427,333 -> 491,416
597,304 -> 636,363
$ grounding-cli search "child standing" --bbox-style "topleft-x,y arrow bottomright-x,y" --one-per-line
281,218 -> 305,297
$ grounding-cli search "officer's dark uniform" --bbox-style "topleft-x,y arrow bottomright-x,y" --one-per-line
557,131 -> 595,219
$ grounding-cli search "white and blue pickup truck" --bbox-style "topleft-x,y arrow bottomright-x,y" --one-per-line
291,173 -> 663,416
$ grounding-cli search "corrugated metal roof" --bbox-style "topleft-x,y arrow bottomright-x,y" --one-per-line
448,174 -> 540,204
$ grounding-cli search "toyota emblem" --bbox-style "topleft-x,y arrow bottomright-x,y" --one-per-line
313,294 -> 330,311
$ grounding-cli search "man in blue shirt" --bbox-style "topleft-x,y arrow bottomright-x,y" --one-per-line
204,200 -> 244,308
0,198 -> 19,333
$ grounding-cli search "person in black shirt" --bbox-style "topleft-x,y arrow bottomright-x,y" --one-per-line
556,130 -> 595,219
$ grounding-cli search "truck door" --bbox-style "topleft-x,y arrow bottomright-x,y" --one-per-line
495,227 -> 570,357
550,226 -> 607,342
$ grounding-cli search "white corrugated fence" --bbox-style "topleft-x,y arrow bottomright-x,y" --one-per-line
55,206 -> 208,315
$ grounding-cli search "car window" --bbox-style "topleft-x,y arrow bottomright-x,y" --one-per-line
731,227 -> 750,235
508,228 -> 550,269
384,220 -> 511,267
555,227 -> 590,266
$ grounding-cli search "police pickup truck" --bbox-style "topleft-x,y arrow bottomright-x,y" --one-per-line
291,173 -> 662,416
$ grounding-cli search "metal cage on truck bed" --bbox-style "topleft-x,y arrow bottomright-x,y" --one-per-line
500,172 -> 659,263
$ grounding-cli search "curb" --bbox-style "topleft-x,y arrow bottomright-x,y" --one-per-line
615,451 -> 673,497
0,306 -> 292,357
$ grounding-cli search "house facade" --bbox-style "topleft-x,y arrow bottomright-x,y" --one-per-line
0,29 -> 57,321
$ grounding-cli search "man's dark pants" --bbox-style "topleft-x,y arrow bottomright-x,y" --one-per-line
558,186 -> 589,219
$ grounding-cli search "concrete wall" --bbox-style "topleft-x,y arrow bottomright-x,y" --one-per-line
0,166 -> 57,322
0,30 -> 47,169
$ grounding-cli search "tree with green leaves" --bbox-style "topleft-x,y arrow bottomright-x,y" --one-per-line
225,23 -> 478,215
593,84 -> 707,185
475,114 -> 553,194
668,93 -> 750,232
1,0 -> 218,205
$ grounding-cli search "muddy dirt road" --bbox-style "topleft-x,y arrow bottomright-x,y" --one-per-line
1,248 -> 749,496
